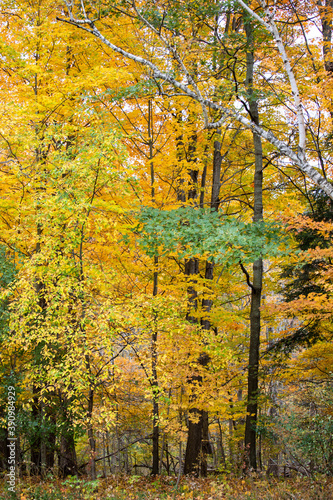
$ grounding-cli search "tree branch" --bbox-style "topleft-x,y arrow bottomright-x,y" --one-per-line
239,261 -> 255,292
56,7 -> 333,201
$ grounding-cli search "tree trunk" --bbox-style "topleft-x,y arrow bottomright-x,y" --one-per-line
45,424 -> 56,470
217,418 -> 226,467
151,255 -> 159,475
182,146 -> 202,473
30,386 -> 41,475
319,0 -> 333,73
59,430 -> 77,477
244,20 -> 263,471
87,427 -> 96,480
0,423 -> 8,472
87,381 -> 96,480
184,131 -> 221,475
183,253 -> 201,476
184,408 -> 204,475
148,100 -> 160,475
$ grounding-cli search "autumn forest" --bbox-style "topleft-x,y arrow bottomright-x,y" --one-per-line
0,0 -> 333,499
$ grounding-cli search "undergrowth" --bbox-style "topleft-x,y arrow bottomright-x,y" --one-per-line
0,474 -> 332,500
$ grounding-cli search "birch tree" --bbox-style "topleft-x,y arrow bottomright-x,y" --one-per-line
59,0 -> 333,199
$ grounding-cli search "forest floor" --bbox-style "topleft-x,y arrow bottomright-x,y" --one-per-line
0,474 -> 332,500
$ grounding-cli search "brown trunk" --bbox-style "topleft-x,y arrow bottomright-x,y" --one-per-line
30,195 -> 45,476
46,430 -> 56,470
184,408 -> 204,475
40,402 -> 56,475
184,131 -> 221,475
151,365 -> 159,476
57,389 -> 78,477
217,418 -> 226,466
182,129 -> 202,474
59,430 -> 77,477
151,255 -> 159,475
86,370 -> 96,480
30,386 -> 41,475
318,0 -> 333,72
148,100 -> 160,475
244,21 -> 263,471
244,258 -> 262,470
88,427 -> 96,480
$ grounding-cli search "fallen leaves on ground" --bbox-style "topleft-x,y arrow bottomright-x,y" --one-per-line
1,474 -> 333,500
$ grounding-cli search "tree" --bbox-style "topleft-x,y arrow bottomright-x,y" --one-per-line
60,0 -> 333,199
0,0 -> 132,476
278,188 -> 333,350
59,2 -> 333,471
242,17 -> 263,471
1,0 -> 333,481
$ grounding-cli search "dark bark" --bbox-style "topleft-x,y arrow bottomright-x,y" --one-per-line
30,386 -> 42,475
86,371 -> 96,480
318,0 -> 333,72
187,135 -> 198,201
184,132 -> 221,475
184,408 -> 204,475
165,440 -> 170,475
244,259 -> 262,470
217,419 -> 226,466
59,429 -> 77,477
201,131 -> 222,332
151,255 -> 159,475
87,429 -> 96,480
182,130 -> 202,474
0,424 -> 8,472
183,256 -> 201,474
57,390 -> 78,477
30,206 -> 46,475
148,100 -> 160,475
40,404 -> 56,473
184,257 -> 199,324
211,133 -> 222,211
244,21 -> 263,471
199,150 -> 208,209
45,429 -> 56,470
